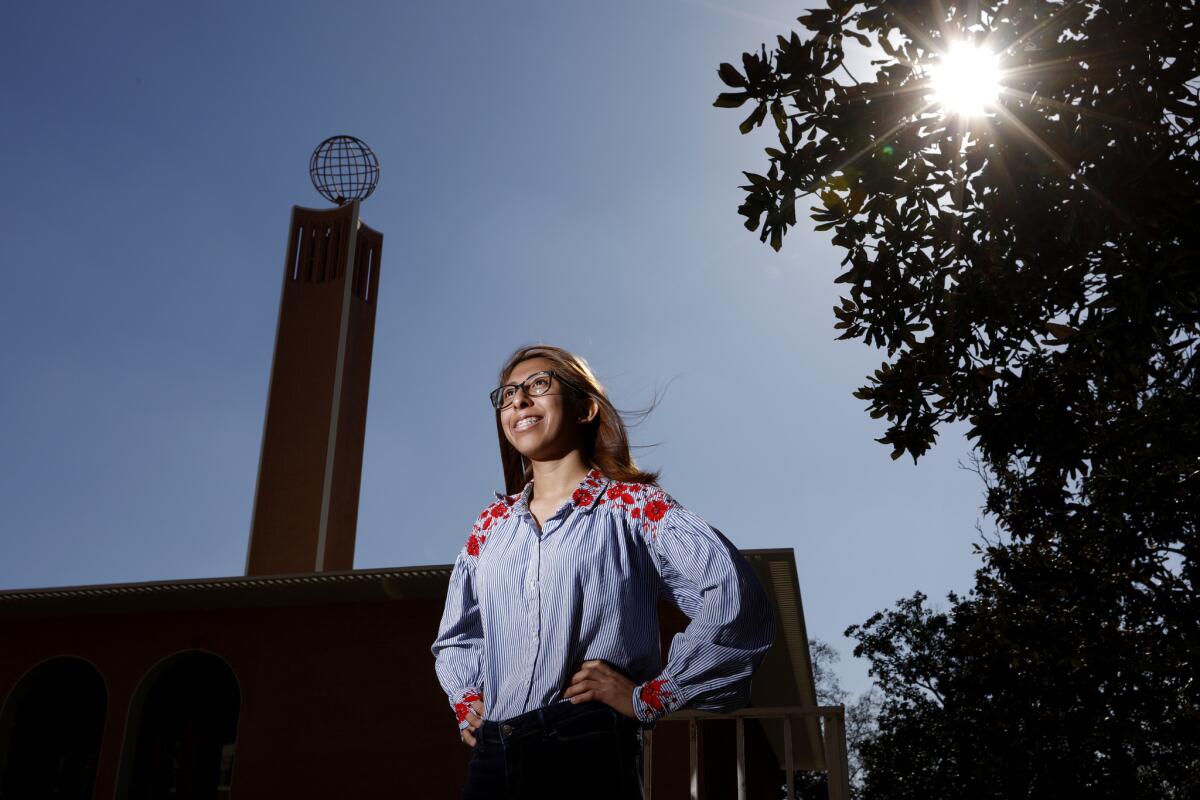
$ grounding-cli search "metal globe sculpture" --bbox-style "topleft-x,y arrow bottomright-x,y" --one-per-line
309,135 -> 380,205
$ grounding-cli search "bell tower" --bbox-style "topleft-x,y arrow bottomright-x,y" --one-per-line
245,137 -> 383,575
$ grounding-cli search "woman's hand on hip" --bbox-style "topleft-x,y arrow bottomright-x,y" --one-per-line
563,659 -> 637,720
459,698 -> 485,747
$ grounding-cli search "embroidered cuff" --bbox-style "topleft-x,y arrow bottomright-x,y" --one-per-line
632,675 -> 681,728
450,689 -> 483,731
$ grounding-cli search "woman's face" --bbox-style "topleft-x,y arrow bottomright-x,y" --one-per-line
498,357 -> 591,463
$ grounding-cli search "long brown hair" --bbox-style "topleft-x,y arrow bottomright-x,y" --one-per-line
495,344 -> 661,495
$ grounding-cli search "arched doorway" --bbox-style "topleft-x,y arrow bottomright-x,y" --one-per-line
0,655 -> 107,799
119,651 -> 240,800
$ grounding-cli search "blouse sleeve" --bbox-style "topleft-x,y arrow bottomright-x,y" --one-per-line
630,499 -> 777,727
431,546 -> 485,731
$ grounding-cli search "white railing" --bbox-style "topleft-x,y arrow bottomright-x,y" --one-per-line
642,705 -> 850,800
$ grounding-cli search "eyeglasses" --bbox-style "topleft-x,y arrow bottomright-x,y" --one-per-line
490,370 -> 574,410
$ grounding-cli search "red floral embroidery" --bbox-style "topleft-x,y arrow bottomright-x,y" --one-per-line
644,498 -> 669,522
466,534 -> 482,557
569,469 -> 607,509
639,679 -> 673,714
607,484 -> 636,504
465,497 -> 516,558
592,481 -> 675,540
566,471 -> 676,537
455,692 -> 482,723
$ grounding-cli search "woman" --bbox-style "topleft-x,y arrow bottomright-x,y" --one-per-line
431,344 -> 776,799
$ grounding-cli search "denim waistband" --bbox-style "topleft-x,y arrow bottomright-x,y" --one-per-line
477,700 -> 617,745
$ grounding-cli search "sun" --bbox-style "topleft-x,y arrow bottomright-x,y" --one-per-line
928,41 -> 1002,118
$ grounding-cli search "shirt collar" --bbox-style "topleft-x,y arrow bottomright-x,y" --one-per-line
497,468 -> 610,517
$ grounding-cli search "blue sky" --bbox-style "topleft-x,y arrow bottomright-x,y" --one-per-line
1,0 -> 988,696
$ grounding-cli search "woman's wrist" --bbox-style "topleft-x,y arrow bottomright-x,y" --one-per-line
632,675 -> 679,726
452,688 -> 484,729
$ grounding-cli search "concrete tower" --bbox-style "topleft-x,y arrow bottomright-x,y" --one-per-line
245,198 -> 383,575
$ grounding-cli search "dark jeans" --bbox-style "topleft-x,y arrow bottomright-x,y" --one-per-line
462,700 -> 644,800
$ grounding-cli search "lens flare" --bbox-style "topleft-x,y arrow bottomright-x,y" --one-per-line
928,42 -> 1001,118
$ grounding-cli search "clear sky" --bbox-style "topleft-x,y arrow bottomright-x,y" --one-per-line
1,0 -> 988,696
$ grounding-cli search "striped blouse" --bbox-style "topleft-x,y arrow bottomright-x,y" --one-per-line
431,468 -> 776,729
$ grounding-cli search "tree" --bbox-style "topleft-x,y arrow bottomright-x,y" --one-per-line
845,530 -> 1199,798
807,638 -> 880,799
810,637 -> 850,707
717,1 -> 1199,797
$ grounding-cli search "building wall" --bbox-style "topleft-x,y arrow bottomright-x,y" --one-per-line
1,599 -> 459,798
0,597 -> 751,799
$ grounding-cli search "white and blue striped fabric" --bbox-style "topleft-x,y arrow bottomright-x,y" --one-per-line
431,468 -> 776,730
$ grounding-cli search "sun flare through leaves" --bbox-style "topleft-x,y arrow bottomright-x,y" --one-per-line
927,41 -> 1002,118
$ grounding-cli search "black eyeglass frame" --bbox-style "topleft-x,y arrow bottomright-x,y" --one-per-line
489,370 -> 581,410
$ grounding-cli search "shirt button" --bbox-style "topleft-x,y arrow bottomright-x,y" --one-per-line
532,632 -> 538,640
